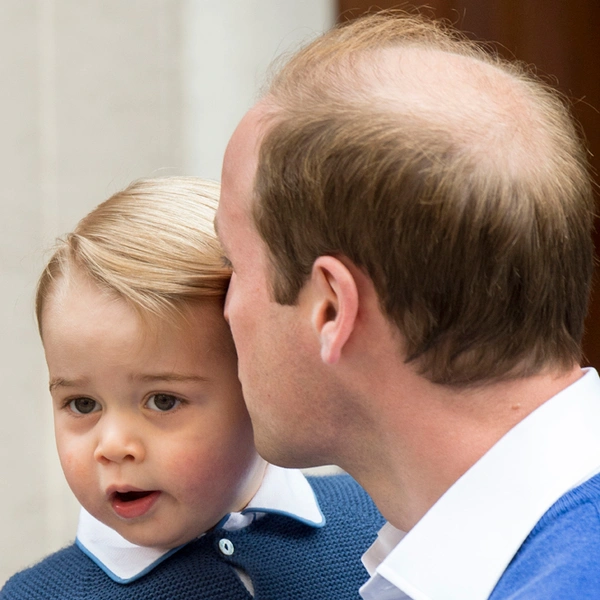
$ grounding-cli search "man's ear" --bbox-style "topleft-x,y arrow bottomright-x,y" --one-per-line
309,256 -> 359,365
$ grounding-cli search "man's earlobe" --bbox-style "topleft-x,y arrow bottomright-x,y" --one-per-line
310,256 -> 359,365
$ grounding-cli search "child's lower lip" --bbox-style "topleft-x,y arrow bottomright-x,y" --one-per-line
110,491 -> 161,519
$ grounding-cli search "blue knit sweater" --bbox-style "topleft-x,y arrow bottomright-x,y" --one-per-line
489,472 -> 600,599
1,474 -> 384,600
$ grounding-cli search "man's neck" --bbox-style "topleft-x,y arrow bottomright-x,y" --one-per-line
342,364 -> 583,532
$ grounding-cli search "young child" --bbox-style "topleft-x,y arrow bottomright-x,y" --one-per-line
1,177 -> 384,600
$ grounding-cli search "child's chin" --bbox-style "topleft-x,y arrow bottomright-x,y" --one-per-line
117,527 -> 199,550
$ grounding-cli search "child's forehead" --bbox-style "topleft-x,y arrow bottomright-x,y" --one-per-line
122,298 -> 236,363
44,267 -> 113,316
44,266 -> 233,357
52,266 -> 224,323
45,288 -> 234,371
136,297 -> 228,334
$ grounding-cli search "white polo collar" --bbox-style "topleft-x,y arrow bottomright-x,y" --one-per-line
360,367 -> 600,600
76,465 -> 324,584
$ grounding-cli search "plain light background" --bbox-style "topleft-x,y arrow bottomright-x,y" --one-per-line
0,0 -> 335,584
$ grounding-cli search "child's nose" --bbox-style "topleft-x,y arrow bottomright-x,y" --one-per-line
93,417 -> 145,465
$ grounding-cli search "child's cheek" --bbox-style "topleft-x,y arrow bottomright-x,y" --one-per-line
56,438 -> 92,495
182,430 -> 262,516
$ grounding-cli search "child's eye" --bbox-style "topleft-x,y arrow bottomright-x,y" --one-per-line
68,398 -> 101,415
146,394 -> 181,412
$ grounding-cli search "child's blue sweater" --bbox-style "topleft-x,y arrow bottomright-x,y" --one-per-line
1,474 -> 384,600
490,472 -> 600,599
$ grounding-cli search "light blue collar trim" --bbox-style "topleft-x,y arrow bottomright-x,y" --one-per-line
76,465 -> 324,584
75,533 -> 185,584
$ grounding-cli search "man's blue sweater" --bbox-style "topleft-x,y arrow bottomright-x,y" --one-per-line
1,474 -> 384,600
490,472 -> 600,599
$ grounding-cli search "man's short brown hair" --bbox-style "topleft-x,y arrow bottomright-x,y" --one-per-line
253,13 -> 595,385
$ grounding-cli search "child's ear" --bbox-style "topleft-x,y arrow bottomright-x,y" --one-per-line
309,256 -> 359,365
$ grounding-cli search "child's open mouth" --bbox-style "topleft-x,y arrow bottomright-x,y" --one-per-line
110,490 -> 161,519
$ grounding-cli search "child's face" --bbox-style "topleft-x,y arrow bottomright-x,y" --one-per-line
41,272 -> 266,549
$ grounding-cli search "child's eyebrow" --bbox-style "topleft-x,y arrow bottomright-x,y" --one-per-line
135,373 -> 210,384
49,377 -> 87,392
49,374 -> 209,392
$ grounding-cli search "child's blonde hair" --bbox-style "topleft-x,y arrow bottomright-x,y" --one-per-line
36,177 -> 229,333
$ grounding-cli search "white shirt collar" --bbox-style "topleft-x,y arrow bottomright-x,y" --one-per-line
361,367 -> 600,600
76,465 -> 324,583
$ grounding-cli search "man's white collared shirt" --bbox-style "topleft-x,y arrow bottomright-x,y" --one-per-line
360,368 -> 600,600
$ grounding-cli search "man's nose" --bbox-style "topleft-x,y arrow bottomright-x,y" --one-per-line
93,415 -> 145,465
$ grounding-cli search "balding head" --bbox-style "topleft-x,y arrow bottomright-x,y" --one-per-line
250,13 -> 594,385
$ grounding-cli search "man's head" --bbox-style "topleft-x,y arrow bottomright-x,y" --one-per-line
246,13 -> 594,385
217,13 -> 595,467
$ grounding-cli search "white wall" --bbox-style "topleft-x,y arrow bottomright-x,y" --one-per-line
0,0 -> 334,585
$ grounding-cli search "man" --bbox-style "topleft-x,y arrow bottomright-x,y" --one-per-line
216,12 -> 600,600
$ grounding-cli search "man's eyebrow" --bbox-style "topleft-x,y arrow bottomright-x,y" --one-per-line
49,378 -> 87,392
